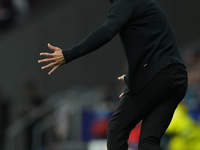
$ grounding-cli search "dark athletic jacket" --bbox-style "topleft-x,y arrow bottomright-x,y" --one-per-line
62,0 -> 185,93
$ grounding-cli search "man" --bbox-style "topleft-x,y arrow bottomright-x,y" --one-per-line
38,0 -> 188,149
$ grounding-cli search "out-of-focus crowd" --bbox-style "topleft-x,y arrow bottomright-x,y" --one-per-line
164,41 -> 200,150
1,41 -> 200,150
0,80 -> 47,150
0,1 -> 200,148
0,0 -> 43,32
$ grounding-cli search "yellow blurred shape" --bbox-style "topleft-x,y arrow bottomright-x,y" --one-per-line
166,103 -> 200,150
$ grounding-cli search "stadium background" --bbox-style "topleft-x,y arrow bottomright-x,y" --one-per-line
0,0 -> 200,150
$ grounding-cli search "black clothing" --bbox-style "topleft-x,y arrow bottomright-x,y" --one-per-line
107,64 -> 187,150
0,99 -> 9,150
63,0 -> 184,93
62,0 -> 188,149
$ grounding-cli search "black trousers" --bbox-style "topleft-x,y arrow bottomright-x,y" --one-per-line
107,64 -> 188,150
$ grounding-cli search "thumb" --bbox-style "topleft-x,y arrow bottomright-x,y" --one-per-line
119,92 -> 124,98
48,43 -> 57,51
118,74 -> 125,81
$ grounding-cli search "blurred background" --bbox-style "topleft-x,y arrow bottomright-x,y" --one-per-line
0,0 -> 200,150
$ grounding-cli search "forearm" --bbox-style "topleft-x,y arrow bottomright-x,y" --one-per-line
63,25 -> 116,63
63,1 -> 132,64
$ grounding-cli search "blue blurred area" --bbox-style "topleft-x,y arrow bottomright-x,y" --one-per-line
81,107 -> 113,141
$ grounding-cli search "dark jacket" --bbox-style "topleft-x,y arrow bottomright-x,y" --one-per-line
63,0 -> 185,93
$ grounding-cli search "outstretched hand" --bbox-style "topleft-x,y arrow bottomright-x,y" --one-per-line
118,74 -> 126,98
38,43 -> 66,75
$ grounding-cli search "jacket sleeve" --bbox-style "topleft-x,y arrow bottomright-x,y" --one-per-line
63,1 -> 132,63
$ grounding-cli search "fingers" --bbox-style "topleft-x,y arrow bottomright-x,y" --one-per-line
41,62 -> 56,70
118,74 -> 126,81
40,61 -> 60,75
118,75 -> 125,98
39,43 -> 60,58
48,65 -> 59,75
38,57 -> 57,63
119,92 -> 124,98
39,52 -> 53,57
38,43 -> 62,75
